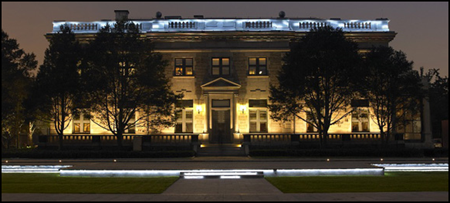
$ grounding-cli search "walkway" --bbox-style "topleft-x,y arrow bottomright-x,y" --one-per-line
2,157 -> 448,201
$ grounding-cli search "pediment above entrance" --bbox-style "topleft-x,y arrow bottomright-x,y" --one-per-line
201,77 -> 241,92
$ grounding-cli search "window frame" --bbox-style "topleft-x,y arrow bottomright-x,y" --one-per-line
351,107 -> 370,132
125,111 -> 136,134
306,111 -> 318,133
248,99 -> 268,133
73,110 -> 91,134
248,57 -> 267,75
397,110 -> 421,140
174,58 -> 194,76
175,100 -> 194,133
211,57 -> 230,76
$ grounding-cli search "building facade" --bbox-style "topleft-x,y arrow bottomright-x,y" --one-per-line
40,10 -> 433,149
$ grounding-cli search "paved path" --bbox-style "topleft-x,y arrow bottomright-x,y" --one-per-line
2,191 -> 448,201
2,157 -> 448,201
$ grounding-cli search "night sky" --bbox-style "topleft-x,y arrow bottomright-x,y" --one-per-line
2,2 -> 448,77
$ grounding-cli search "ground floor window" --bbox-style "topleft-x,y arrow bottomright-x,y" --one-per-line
352,107 -> 370,132
175,100 -> 193,133
249,99 -> 268,133
126,112 -> 136,134
306,111 -> 318,133
397,110 -> 421,140
73,110 -> 90,134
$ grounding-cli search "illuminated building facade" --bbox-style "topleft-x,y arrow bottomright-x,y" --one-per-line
40,10 -> 433,150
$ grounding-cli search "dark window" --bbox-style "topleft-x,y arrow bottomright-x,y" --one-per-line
211,58 -> 230,76
351,99 -> 369,107
248,57 -> 267,75
212,99 -> 230,108
249,99 -> 267,107
174,58 -> 194,76
176,100 -> 194,108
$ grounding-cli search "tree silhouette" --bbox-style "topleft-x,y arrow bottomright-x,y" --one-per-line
83,20 -> 181,150
2,30 -> 37,149
36,26 -> 82,150
423,68 -> 448,139
269,26 -> 362,148
364,46 -> 422,144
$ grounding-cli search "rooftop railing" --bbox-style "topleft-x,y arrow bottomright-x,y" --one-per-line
51,18 -> 390,34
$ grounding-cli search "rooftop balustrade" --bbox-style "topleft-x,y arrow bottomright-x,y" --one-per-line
50,18 -> 391,34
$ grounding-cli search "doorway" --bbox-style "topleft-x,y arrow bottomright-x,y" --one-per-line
211,110 -> 231,144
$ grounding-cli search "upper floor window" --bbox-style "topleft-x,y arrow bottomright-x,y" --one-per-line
119,62 -> 136,77
211,57 -> 230,76
174,58 -> 194,76
248,57 -> 267,75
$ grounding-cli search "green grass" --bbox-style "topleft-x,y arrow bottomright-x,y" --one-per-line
2,173 -> 179,194
265,172 -> 448,193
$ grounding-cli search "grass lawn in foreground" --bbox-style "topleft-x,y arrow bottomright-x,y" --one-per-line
2,173 -> 179,194
265,172 -> 448,193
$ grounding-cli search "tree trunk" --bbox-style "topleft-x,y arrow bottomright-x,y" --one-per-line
59,96 -> 65,151
379,129 -> 385,145
117,133 -> 123,151
28,121 -> 34,146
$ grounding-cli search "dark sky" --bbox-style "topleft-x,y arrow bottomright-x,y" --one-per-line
2,2 -> 448,77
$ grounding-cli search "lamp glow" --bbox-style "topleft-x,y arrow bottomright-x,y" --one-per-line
196,105 -> 202,114
240,105 -> 246,114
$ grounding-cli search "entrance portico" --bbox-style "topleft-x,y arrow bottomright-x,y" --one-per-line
201,77 -> 241,144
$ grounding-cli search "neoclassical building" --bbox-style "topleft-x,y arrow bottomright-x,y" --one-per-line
39,10 -> 433,152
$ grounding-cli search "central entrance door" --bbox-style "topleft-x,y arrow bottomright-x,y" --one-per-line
211,110 -> 231,144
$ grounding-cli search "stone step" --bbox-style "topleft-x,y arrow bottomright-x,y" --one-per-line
197,144 -> 246,156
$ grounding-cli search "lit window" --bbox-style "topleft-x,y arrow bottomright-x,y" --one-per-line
174,58 -> 194,76
211,58 -> 230,76
119,62 -> 136,77
175,100 -> 194,133
306,111 -> 318,133
352,108 -> 370,132
351,99 -> 370,132
248,57 -> 267,75
73,110 -> 90,134
249,100 -> 268,133
125,111 -> 136,134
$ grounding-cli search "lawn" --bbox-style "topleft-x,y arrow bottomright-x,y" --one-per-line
265,172 -> 448,193
2,173 -> 179,194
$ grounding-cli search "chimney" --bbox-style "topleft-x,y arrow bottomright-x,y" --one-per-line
115,10 -> 129,21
